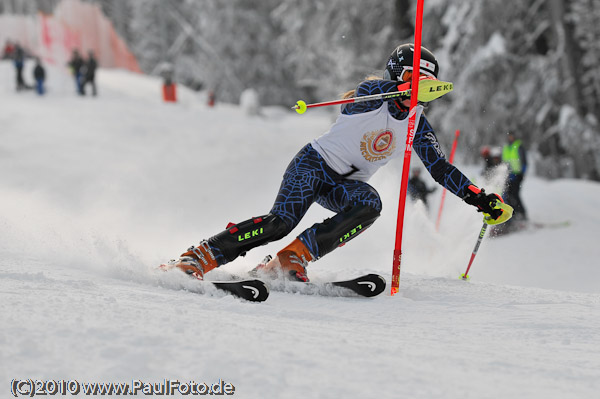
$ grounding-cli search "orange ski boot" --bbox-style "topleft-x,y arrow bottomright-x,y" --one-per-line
251,238 -> 312,282
160,240 -> 219,280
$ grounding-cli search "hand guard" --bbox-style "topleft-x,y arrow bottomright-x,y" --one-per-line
463,185 -> 513,225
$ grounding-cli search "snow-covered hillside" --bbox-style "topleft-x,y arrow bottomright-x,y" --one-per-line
1,61 -> 599,399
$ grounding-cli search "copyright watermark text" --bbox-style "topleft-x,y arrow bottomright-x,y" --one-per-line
10,379 -> 235,397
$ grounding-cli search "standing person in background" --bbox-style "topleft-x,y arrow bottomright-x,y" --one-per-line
33,57 -> 46,95
68,49 -> 84,95
480,146 -> 493,176
502,132 -> 527,222
408,168 -> 436,207
3,40 -> 15,60
83,50 -> 98,96
480,145 -> 503,179
14,44 -> 27,91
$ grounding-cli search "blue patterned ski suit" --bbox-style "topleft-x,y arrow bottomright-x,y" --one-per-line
208,79 -> 474,265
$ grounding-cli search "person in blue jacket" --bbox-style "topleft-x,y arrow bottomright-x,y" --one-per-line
164,44 -> 510,282
33,58 -> 46,95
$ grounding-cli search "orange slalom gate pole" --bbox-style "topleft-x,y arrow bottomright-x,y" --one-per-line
435,129 -> 461,231
391,0 -> 425,296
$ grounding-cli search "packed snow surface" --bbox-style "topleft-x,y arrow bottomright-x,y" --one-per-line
1,62 -> 599,398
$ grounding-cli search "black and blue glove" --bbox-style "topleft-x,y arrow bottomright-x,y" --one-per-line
463,185 -> 513,225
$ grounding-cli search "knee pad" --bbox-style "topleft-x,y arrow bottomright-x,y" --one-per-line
300,203 -> 380,259
208,213 -> 290,264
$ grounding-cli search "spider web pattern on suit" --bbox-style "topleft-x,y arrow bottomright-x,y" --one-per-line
270,145 -> 381,228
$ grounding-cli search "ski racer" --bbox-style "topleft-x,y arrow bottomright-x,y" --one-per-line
165,44 -> 511,282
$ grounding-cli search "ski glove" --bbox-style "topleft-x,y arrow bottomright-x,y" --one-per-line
463,185 -> 513,225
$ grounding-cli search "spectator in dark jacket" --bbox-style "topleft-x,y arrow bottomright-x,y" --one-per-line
33,57 -> 46,95
82,50 -> 98,96
68,49 -> 84,95
14,44 -> 28,91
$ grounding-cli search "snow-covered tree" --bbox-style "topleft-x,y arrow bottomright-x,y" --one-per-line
423,0 -> 599,180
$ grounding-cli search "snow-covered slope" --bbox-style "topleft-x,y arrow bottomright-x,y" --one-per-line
1,61 -> 599,399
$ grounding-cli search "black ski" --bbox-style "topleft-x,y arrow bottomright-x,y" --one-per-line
329,273 -> 387,297
159,263 -> 270,302
210,279 -> 270,302
264,273 -> 386,298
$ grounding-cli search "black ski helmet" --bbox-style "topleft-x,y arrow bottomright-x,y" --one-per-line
384,44 -> 439,81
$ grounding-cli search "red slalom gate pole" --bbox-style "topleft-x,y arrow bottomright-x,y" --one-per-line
435,129 -> 460,231
391,0 -> 425,296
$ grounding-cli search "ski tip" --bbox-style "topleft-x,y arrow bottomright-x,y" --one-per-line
243,279 -> 270,302
327,274 -> 386,298
293,100 -> 307,114
213,279 -> 270,302
346,273 -> 386,297
362,274 -> 386,297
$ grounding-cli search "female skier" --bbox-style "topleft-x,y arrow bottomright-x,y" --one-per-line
166,44 -> 508,282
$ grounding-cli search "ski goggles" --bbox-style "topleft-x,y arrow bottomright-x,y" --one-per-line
398,67 -> 436,83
